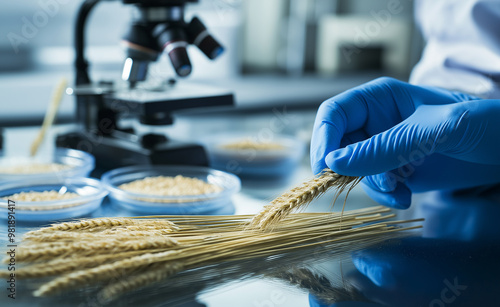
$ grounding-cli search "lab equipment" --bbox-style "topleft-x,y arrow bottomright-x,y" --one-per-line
56,0 -> 234,173
101,165 -> 240,214
121,0 -> 224,84
0,177 -> 108,222
311,77 -> 500,208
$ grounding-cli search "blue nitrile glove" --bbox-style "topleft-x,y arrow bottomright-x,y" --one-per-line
310,77 -> 500,208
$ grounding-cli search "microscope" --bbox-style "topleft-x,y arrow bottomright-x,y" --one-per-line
56,0 -> 234,173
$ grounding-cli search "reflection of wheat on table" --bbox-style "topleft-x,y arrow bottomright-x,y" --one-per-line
267,267 -> 367,304
0,170 -> 422,303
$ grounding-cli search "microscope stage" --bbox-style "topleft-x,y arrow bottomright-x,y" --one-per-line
108,82 -> 234,114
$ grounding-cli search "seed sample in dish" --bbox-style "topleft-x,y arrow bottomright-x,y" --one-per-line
0,163 -> 73,174
118,175 -> 222,197
4,191 -> 79,202
2,190 -> 81,211
220,139 -> 285,151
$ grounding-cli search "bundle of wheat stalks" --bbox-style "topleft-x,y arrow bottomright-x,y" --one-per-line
2,208 -> 421,302
1,170 -> 422,303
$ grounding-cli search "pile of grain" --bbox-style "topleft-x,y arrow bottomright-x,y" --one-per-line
220,139 -> 285,150
3,190 -> 78,202
0,163 -> 72,174
118,175 -> 222,196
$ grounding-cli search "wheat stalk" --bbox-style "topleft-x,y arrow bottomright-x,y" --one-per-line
0,158 -> 426,306
30,77 -> 67,157
30,217 -> 421,297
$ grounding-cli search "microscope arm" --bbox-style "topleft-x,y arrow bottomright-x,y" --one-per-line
75,0 -> 102,86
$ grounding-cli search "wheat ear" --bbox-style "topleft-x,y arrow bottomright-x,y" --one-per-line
249,169 -> 359,230
24,218 -> 179,238
23,229 -> 174,243
2,249 -> 172,279
15,237 -> 179,263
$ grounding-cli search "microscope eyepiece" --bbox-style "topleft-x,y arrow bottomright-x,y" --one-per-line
157,26 -> 192,77
187,17 -> 224,60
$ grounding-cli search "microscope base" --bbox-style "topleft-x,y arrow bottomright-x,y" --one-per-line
56,132 -> 209,177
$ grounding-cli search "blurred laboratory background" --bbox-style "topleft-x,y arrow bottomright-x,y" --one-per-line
0,3 -> 432,305
0,0 -> 420,125
0,0 -> 422,185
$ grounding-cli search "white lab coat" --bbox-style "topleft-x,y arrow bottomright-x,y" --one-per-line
410,0 -> 500,98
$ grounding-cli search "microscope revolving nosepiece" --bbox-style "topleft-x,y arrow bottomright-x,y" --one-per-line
121,24 -> 161,85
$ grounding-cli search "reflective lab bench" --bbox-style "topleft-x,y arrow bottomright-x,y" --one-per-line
1,123 -> 500,307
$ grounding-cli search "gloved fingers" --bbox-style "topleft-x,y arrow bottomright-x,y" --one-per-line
311,122 -> 343,174
440,100 -> 500,165
311,77 -> 414,174
401,153 -> 500,192
324,104 -> 472,177
360,180 -> 411,209
311,78 -> 484,175
339,130 -> 370,148
360,154 -> 500,196
362,173 -> 397,193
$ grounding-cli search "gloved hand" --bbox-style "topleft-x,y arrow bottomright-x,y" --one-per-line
310,77 -> 500,208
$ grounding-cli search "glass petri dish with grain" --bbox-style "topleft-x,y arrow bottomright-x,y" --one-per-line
0,148 -> 95,182
0,177 -> 108,222
202,134 -> 306,188
101,165 -> 241,214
